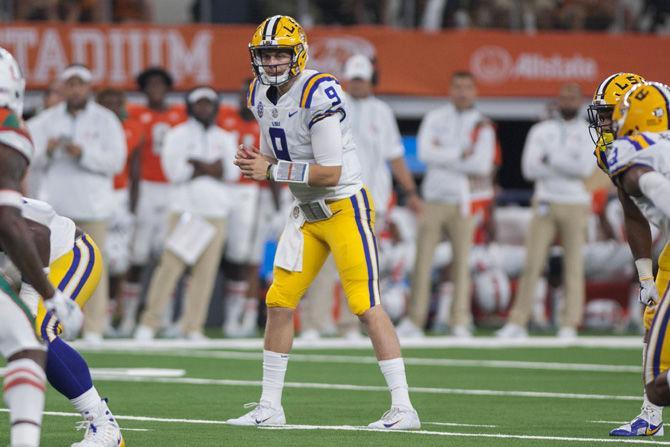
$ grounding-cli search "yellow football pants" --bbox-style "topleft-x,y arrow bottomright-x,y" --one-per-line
644,243 -> 670,330
644,242 -> 670,383
36,234 -> 103,342
267,188 -> 381,316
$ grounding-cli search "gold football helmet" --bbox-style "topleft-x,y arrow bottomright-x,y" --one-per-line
613,81 -> 670,138
249,15 -> 308,86
588,72 -> 645,145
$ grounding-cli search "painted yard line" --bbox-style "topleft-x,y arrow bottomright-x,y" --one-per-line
425,421 -> 498,428
70,335 -> 646,351
0,409 -> 227,425
81,349 -> 640,374
2,408 -> 655,444
0,409 -> 491,430
589,420 -> 628,424
2,408 -> 658,444
259,424 -> 670,445
87,374 -> 643,401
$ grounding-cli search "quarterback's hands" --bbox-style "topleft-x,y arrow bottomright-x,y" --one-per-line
639,277 -> 660,307
44,289 -> 83,340
235,145 -> 270,181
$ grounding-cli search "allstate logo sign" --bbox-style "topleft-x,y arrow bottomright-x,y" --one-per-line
470,46 -> 513,84
470,45 -> 598,83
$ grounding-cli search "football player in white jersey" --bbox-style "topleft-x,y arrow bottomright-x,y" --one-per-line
228,15 -> 420,430
20,197 -> 124,447
603,82 -> 670,412
589,73 -> 668,437
0,46 -> 83,447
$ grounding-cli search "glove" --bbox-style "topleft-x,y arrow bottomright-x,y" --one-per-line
639,277 -> 660,306
44,289 -> 83,340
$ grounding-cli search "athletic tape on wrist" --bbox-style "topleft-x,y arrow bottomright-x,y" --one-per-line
273,160 -> 309,184
0,190 -> 22,208
635,258 -> 654,281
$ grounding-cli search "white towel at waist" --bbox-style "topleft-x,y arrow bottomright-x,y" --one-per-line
274,203 -> 306,272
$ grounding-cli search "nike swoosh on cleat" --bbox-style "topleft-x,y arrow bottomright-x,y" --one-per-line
288,111 -> 298,117
255,416 -> 273,425
383,420 -> 401,428
645,424 -> 662,436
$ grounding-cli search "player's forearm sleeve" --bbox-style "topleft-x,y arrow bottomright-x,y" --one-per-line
639,171 -> 670,218
311,115 -> 343,166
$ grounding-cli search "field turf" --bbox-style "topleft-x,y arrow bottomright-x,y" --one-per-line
0,339 -> 662,446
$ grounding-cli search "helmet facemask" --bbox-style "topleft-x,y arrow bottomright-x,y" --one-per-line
587,103 -> 614,146
250,45 -> 304,86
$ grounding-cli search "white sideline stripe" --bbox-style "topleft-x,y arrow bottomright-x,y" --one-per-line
122,428 -> 153,432
69,335 -> 646,351
425,421 -> 498,428
82,349 -> 640,374
86,374 -> 643,402
259,424 -> 670,445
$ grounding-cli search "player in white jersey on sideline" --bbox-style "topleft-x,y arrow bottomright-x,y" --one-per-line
0,46 -> 83,447
228,15 -> 420,430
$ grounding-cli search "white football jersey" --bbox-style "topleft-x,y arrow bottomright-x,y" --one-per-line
606,131 -> 670,235
248,69 -> 362,203
21,197 -> 76,264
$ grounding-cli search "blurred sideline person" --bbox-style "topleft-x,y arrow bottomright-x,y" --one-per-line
21,197 -> 124,446
300,54 -> 424,340
120,67 -> 187,336
28,64 -> 127,342
96,88 -> 145,332
0,46 -> 83,447
218,79 -> 275,337
24,80 -> 65,199
401,71 -> 496,338
135,87 -> 237,340
589,73 -> 666,437
497,83 -> 594,339
229,15 -> 420,430
598,83 -> 670,420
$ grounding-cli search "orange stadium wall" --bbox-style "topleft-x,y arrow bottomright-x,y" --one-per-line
0,23 -> 666,97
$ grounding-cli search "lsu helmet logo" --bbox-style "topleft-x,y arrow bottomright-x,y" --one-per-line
588,72 -> 645,145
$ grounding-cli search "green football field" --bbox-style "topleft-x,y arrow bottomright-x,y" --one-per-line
1,338 -> 667,446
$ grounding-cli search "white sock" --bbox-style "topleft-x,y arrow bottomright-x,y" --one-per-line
379,358 -> 413,410
260,350 -> 288,409
3,358 -> 46,447
71,387 -> 102,417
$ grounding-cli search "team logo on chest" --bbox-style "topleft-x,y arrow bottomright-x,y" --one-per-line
257,102 -> 264,118
272,108 -> 279,119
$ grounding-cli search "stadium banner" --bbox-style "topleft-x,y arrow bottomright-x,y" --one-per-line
0,23 -> 666,97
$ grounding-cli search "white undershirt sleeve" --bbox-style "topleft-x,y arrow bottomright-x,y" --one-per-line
310,115 -> 343,166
